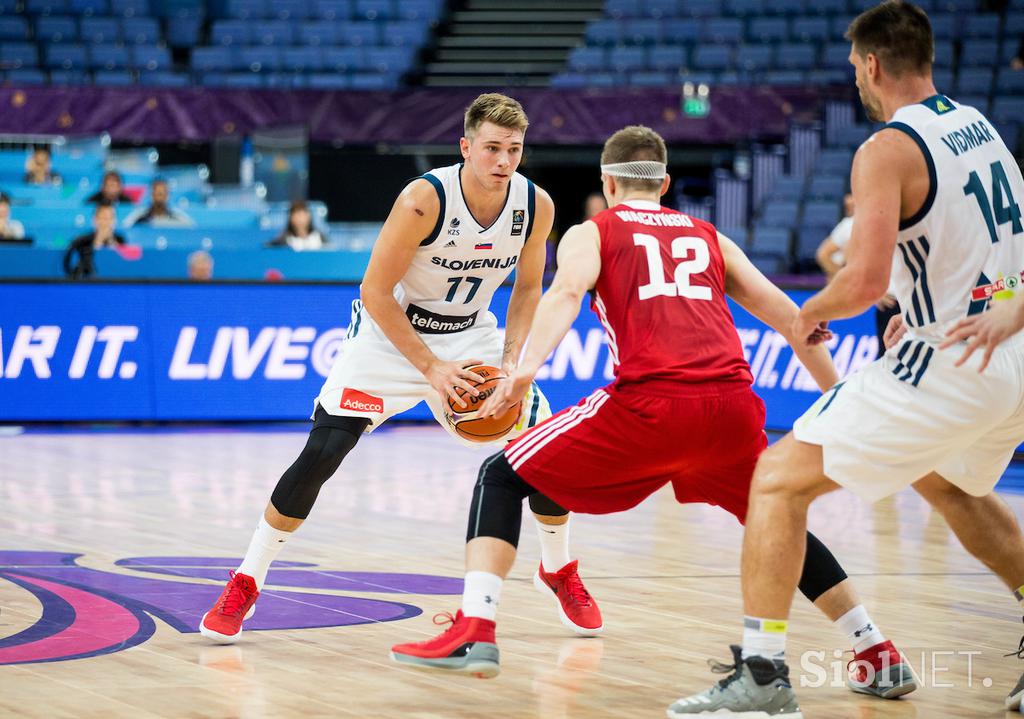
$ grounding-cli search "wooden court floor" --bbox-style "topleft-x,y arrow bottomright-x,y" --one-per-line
1,425 -> 1023,718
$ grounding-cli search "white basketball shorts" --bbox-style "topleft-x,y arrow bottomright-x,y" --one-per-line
794,331 -> 1024,501
315,300 -> 551,446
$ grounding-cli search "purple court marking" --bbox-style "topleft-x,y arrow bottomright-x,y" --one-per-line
0,551 -> 461,665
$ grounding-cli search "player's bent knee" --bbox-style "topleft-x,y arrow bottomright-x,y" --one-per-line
750,434 -> 830,502
466,452 -> 537,546
528,492 -> 567,517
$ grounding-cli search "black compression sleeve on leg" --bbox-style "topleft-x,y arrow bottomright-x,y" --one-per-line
466,452 -> 537,547
269,409 -> 368,520
528,492 -> 568,517
797,531 -> 849,602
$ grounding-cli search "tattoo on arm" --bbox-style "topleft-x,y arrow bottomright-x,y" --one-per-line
503,338 -> 516,356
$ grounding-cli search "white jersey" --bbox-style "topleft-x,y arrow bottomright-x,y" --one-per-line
886,94 -> 1024,342
379,163 -> 536,336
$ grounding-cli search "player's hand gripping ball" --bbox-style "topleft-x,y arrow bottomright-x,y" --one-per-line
444,365 -> 522,442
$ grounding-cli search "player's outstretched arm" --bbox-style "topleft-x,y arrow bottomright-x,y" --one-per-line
797,131 -> 909,339
720,232 -> 839,392
360,179 -> 485,407
501,186 -> 554,374
480,221 -> 601,418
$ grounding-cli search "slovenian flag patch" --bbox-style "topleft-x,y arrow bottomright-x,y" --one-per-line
474,242 -> 493,250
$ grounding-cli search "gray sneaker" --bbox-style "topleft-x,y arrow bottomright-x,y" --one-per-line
667,645 -> 802,718
1007,631 -> 1024,710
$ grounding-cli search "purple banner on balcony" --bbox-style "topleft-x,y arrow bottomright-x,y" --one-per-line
0,86 -> 846,145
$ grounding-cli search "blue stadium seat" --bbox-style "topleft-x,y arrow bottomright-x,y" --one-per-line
609,45 -> 646,71
644,0 -> 679,19
933,39 -> 954,67
932,67 -> 954,92
958,95 -> 989,112
227,0 -> 268,18
765,69 -> 806,84
735,44 -> 773,71
93,69 -> 132,85
1,43 -> 39,68
715,70 -> 745,84
807,174 -> 846,199
1006,12 -> 1024,35
212,20 -> 248,45
46,43 -> 87,68
992,96 -> 1024,124
807,0 -> 844,14
315,0 -> 352,20
816,149 -> 853,174
191,45 -> 234,72
790,16 -> 827,42
301,23 -> 339,46
775,43 -> 816,69
89,44 -> 129,69
0,17 -> 29,40
137,71 -> 188,86
768,0 -> 804,14
959,39 -> 997,67
264,72 -> 300,87
281,46 -> 324,72
355,0 -> 394,20
747,253 -> 787,274
167,16 -> 201,46
796,225 -> 830,261
828,14 -> 855,39
833,124 -> 871,148
996,67 -> 1024,95
365,46 -> 413,73
679,0 -> 722,17
307,72 -> 350,88
109,0 -> 148,16
692,44 -> 732,70
383,21 -> 427,47
963,13 -> 1000,38
928,13 -> 956,40
239,46 -> 282,71
222,72 -> 265,87
323,46 -> 367,72
750,226 -> 792,255
766,175 -> 805,202
397,0 -> 441,22
253,20 -> 294,45
631,70 -> 676,85
583,72 -> 621,87
726,0 -> 765,15
807,68 -> 849,84
748,17 -> 788,42
605,0 -> 643,18
271,0 -> 310,19
26,0 -> 70,14
121,17 -> 159,44
35,16 -> 78,42
703,18 -> 743,43
550,72 -> 587,88
803,200 -> 840,227
350,71 -> 395,89
568,46 -> 606,72
585,19 -> 622,45
339,21 -> 379,45
625,19 -> 662,44
662,18 -> 702,43
49,68 -> 87,83
70,0 -> 107,15
8,68 -> 47,84
648,44 -> 687,71
956,67 -> 993,96
822,42 -> 850,69
934,0 -> 977,10
79,16 -> 120,43
132,45 -> 170,70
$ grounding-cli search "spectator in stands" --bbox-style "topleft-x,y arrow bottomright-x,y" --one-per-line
24,146 -> 60,185
63,202 -> 126,279
0,193 -> 26,241
87,171 -> 133,204
188,250 -> 214,281
266,200 -> 326,251
583,191 -> 607,220
124,178 -> 194,227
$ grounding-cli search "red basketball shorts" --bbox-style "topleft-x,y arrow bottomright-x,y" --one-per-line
505,382 -> 767,521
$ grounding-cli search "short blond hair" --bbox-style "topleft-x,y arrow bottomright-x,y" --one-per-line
601,125 -> 667,192
464,93 -> 529,138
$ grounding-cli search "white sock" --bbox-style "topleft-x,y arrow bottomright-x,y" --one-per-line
236,515 -> 291,590
462,571 -> 502,621
835,604 -> 886,654
535,517 -> 572,572
742,616 -> 788,660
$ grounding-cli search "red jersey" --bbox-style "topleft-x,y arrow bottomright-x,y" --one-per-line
588,200 -> 753,390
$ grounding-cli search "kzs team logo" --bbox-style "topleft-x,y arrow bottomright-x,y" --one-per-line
0,551 -> 460,665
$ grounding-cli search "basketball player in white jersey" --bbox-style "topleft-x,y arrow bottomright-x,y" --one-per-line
672,2 -> 1024,716
199,94 -> 603,644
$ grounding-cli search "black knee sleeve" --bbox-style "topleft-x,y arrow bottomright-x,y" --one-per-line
528,492 -> 568,517
798,531 -> 849,602
467,452 -> 537,547
270,408 -> 368,520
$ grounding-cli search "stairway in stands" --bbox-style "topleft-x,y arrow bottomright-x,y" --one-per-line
421,0 -> 604,87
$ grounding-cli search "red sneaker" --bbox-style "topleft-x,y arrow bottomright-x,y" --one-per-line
199,571 -> 259,644
533,560 -> 603,636
847,639 -> 918,699
390,610 -> 499,678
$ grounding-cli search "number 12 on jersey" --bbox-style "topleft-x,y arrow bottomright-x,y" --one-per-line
634,233 -> 712,301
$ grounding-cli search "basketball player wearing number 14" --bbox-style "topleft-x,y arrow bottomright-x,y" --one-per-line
199,94 -> 603,643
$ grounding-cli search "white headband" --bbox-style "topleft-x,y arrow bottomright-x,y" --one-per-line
600,160 -> 667,180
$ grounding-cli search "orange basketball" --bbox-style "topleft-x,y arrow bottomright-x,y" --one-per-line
444,365 -> 521,442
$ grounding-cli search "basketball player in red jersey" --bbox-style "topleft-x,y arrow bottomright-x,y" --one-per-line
390,126 -> 915,706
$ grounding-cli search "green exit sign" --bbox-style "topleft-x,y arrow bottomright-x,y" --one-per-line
682,82 -> 711,118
